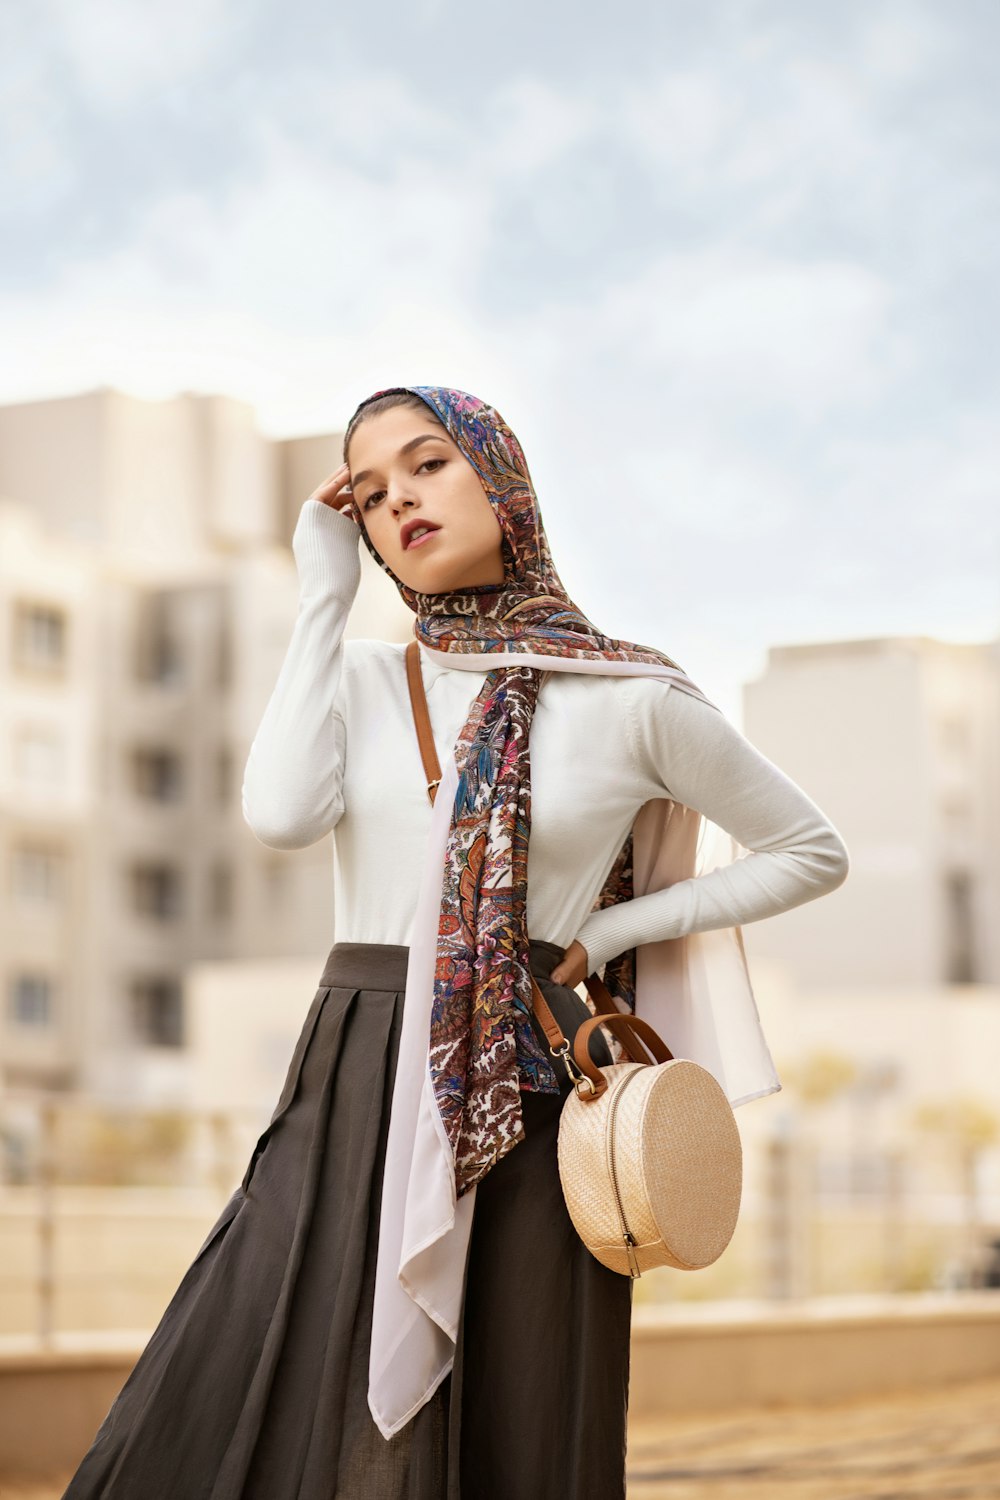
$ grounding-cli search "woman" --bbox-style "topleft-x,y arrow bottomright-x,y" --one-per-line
62,385 -> 849,1499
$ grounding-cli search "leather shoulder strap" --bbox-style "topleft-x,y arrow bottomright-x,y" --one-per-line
405,639 -> 443,804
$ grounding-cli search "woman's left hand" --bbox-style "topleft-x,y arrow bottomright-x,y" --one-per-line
550,939 -> 590,989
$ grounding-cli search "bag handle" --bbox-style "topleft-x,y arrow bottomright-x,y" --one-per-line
403,640 -> 656,1076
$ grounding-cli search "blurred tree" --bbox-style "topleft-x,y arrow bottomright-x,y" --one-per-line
781,1048 -> 858,1107
52,1104 -> 193,1186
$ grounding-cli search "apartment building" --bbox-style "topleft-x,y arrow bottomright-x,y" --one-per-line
742,636 -> 1000,991
0,389 -> 411,1104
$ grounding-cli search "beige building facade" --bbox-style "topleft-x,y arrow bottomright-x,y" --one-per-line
0,388 -> 411,1108
742,635 -> 1000,992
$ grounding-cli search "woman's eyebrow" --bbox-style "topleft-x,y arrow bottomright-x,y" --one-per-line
350,433 -> 448,490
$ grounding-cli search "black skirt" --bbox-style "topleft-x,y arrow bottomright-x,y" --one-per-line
61,938 -> 632,1500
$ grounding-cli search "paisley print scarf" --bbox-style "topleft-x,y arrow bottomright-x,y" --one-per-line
350,384 -> 720,1197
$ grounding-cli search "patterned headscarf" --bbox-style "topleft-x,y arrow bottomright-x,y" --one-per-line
348,385 -> 720,1197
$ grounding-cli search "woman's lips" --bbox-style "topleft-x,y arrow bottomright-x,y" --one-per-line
405,525 -> 441,550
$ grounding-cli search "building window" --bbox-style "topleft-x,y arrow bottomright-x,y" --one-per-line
132,746 -> 184,802
130,861 -> 183,919
944,868 -> 976,983
134,593 -> 184,685
216,618 -> 233,689
216,746 -> 232,804
9,973 -> 53,1027
264,855 -> 289,908
13,727 -> 65,786
11,845 -> 65,905
12,600 -> 68,673
209,861 -> 233,920
129,976 -> 184,1047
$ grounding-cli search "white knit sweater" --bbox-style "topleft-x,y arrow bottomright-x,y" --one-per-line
241,499 -> 850,973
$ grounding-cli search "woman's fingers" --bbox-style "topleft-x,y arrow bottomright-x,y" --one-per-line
309,461 -> 360,520
309,462 -> 351,505
550,939 -> 589,988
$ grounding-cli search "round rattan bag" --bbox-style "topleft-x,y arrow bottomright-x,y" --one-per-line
533,978 -> 743,1278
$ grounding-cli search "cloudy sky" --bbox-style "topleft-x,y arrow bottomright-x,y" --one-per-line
2,0 -> 997,718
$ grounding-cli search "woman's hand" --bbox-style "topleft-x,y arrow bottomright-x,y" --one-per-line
550,939 -> 590,989
309,462 -> 360,525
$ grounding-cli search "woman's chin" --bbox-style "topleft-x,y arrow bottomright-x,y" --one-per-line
394,546 -> 506,594
400,557 -> 474,594
397,560 -> 447,593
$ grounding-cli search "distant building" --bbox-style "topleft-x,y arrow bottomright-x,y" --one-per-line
742,636 -> 1000,991
0,388 -> 411,1104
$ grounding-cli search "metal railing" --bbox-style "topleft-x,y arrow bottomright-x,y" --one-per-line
1,1088 -> 267,1345
2,1087 -> 999,1345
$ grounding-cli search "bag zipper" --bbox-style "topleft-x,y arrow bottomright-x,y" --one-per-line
605,1065 -> 646,1278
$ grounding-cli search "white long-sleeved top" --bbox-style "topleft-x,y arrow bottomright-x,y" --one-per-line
242,499 -> 850,975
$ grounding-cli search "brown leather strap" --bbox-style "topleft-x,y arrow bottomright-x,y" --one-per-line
405,639 -> 651,1069
405,639 -> 443,804
527,972 -> 659,1080
570,1012 -> 674,1098
580,974 -> 655,1067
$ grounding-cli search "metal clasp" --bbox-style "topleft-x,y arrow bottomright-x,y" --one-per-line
549,1037 -> 593,1092
549,1037 -> 575,1071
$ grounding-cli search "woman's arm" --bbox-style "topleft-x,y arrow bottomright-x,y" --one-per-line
241,499 -> 361,849
572,678 -> 851,976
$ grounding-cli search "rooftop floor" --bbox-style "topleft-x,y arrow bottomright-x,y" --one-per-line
625,1373 -> 1000,1498
6,1374 -> 999,1498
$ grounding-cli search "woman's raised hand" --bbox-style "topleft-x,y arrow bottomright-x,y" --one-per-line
309,462 -> 360,525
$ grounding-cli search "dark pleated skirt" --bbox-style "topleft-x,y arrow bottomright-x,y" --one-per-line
61,938 -> 632,1500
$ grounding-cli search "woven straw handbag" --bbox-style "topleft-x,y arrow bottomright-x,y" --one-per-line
404,640 -> 743,1278
529,975 -> 743,1276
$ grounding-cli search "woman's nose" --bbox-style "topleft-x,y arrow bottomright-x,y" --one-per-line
389,482 -> 418,511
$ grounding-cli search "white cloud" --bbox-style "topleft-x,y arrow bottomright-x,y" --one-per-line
41,0 -> 238,109
617,70 -> 735,182
131,121 -> 494,322
477,75 -> 598,176
0,18 -> 74,195
857,4 -> 957,84
0,99 -> 508,425
590,251 -> 905,418
0,2 -> 997,717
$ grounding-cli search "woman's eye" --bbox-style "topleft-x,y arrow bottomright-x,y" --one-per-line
363,459 -> 445,510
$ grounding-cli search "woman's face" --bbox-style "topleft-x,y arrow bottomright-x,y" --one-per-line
347,405 -> 506,593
